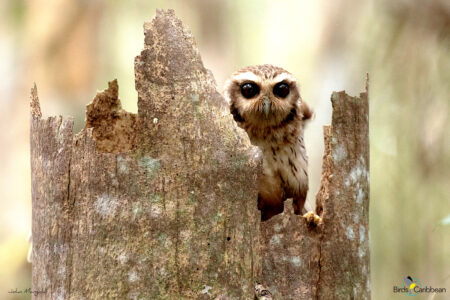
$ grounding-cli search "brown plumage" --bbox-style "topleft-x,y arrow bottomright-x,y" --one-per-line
225,64 -> 314,221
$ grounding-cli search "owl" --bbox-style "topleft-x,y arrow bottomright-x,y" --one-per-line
225,64 -> 322,225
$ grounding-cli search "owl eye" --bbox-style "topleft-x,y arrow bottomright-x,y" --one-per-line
240,83 -> 260,99
273,82 -> 290,98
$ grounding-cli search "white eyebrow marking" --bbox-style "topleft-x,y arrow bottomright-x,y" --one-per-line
233,71 -> 260,83
273,72 -> 297,83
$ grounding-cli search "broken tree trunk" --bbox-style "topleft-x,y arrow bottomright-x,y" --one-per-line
30,8 -> 370,300
31,9 -> 261,299
260,86 -> 370,299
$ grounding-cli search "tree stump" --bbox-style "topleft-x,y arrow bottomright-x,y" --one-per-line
31,9 -> 261,299
260,87 -> 370,299
30,9 -> 370,300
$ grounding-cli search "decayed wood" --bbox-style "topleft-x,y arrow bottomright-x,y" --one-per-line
316,88 -> 370,299
31,9 -> 261,299
31,8 -> 370,300
260,86 -> 370,299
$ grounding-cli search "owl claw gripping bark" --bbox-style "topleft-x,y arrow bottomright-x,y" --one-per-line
225,64 -> 315,222
303,211 -> 323,227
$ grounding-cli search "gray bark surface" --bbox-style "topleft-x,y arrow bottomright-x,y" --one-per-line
31,8 -> 370,300
260,87 -> 370,299
31,9 -> 261,299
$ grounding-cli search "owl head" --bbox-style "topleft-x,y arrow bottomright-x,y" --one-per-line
224,64 -> 311,129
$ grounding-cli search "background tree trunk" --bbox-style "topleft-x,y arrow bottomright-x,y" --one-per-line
31,9 -> 370,300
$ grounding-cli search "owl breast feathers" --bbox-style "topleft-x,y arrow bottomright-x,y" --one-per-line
224,64 -> 312,221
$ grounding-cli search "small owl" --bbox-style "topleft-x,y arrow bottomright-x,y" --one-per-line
225,64 -> 321,225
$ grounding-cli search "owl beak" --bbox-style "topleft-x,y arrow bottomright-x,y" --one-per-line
263,97 -> 271,117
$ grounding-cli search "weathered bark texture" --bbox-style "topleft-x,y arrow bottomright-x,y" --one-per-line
31,9 -> 261,299
31,8 -> 370,300
260,88 -> 370,299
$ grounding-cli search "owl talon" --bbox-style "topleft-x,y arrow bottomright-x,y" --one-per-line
302,211 -> 322,227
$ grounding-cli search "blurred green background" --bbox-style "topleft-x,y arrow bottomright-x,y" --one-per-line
0,0 -> 448,299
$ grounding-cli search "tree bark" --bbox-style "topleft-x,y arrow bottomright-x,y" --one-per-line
31,9 -> 261,299
260,86 -> 370,299
31,9 -> 370,300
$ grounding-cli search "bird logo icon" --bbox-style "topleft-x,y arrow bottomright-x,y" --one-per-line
403,276 -> 421,296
